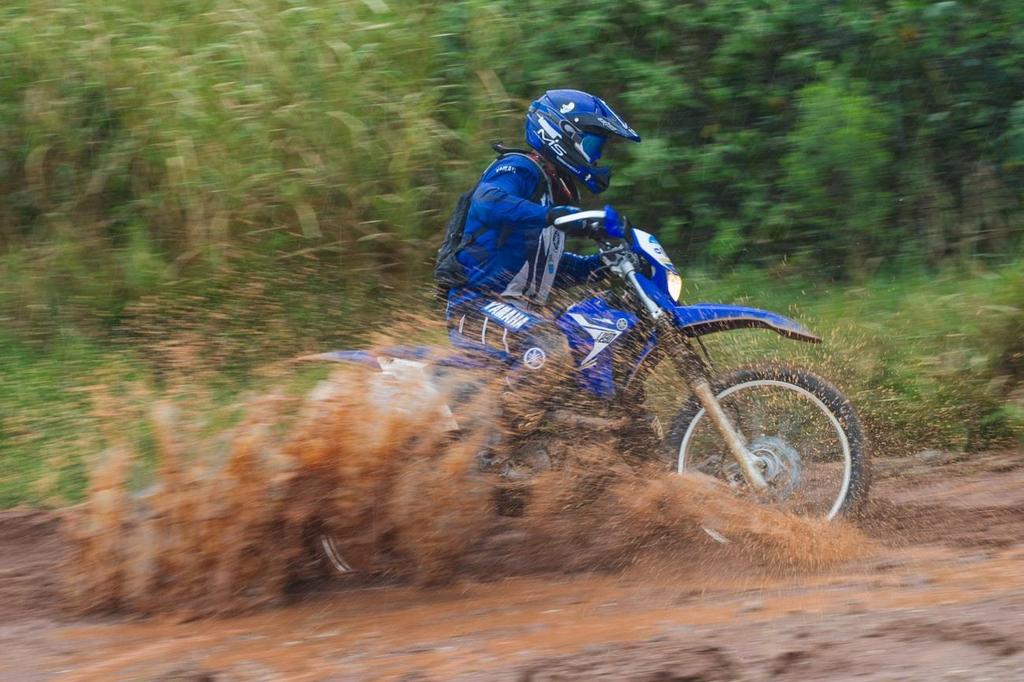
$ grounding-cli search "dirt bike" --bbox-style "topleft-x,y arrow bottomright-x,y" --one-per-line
308,207 -> 869,574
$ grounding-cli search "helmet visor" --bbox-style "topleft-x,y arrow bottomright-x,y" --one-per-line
580,133 -> 606,163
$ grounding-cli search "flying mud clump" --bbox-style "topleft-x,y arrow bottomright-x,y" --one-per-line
62,364 -> 872,617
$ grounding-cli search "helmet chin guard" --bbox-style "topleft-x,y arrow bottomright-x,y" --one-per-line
525,89 -> 641,194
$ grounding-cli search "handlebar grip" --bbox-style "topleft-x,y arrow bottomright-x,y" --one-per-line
552,209 -> 606,227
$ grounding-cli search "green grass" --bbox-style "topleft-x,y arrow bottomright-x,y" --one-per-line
3,262 -> 1021,508
0,334 -> 116,506
685,262 -> 1024,452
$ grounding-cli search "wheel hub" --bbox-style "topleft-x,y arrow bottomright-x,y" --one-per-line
748,436 -> 802,499
718,436 -> 802,500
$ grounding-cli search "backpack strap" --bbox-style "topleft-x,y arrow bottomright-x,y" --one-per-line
490,142 -> 552,204
498,152 -> 551,204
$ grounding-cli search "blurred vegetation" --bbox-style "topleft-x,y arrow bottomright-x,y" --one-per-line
4,0 -> 1024,319
2,0 -> 1024,505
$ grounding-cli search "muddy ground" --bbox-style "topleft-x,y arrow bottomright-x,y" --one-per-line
3,450 -> 1024,681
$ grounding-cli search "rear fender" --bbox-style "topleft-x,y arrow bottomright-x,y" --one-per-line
299,350 -> 382,368
299,346 -> 492,370
299,350 -> 463,431
672,303 -> 821,343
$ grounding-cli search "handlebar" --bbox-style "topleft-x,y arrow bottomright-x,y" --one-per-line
552,209 -> 609,227
557,208 -> 662,319
582,212 -> 664,320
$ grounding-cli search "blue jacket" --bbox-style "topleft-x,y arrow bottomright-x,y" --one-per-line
450,153 -> 600,308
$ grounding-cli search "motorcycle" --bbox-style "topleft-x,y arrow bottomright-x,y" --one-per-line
307,207 -> 869,574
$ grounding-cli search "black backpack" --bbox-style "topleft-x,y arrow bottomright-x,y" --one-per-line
433,145 -> 547,295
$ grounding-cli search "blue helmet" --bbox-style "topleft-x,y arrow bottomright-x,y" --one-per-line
525,89 -> 641,194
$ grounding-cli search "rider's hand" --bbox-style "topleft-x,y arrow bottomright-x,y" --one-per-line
600,205 -> 625,241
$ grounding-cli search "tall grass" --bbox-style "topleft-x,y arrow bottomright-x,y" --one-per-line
0,0 -> 515,328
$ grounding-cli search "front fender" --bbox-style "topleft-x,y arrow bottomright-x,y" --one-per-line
672,303 -> 821,343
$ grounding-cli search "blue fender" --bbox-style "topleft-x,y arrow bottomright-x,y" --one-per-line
672,303 -> 821,343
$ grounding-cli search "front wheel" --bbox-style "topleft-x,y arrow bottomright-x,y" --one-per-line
665,364 -> 870,519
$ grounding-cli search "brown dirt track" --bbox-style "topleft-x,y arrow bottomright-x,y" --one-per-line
3,450 -> 1024,681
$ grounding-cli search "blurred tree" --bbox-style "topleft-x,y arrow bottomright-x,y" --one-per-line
1,0 -> 1024,332
779,72 -> 893,276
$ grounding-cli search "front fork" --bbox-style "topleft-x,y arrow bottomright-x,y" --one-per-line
670,334 -> 768,490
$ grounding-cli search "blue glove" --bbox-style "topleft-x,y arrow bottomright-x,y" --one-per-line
602,204 -> 625,240
566,206 -> 625,242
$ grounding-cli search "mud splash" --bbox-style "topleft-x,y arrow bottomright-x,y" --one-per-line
63,363 -> 873,617
523,457 -> 870,578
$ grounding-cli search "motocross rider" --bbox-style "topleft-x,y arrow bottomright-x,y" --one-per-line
443,89 -> 641,429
